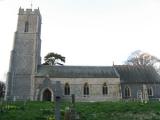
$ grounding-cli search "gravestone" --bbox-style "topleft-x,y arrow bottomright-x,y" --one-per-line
137,90 -> 142,102
142,84 -> 149,103
54,81 -> 62,120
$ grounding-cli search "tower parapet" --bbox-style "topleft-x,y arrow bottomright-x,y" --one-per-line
19,8 -> 41,18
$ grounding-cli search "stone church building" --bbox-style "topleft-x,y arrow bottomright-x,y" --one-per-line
5,8 -> 160,101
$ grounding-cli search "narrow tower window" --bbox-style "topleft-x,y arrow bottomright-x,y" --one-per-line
84,83 -> 89,96
64,83 -> 70,95
24,21 -> 29,32
102,83 -> 108,95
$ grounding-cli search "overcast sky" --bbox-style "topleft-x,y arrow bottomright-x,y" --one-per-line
0,0 -> 160,82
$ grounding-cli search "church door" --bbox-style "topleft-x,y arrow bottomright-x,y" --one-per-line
43,89 -> 52,101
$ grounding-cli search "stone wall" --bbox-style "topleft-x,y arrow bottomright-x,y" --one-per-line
34,77 -> 122,101
121,83 -> 160,99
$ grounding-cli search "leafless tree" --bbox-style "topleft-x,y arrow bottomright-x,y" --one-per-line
125,50 -> 160,66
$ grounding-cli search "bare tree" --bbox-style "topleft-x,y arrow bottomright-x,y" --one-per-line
0,81 -> 5,98
125,50 -> 160,66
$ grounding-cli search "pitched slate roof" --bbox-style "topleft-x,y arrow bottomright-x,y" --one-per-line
114,65 -> 160,83
36,65 -> 119,78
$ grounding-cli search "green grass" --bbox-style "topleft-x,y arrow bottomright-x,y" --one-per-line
75,101 -> 160,120
0,101 -> 54,120
1,101 -> 160,120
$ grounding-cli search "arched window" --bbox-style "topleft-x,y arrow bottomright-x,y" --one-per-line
102,83 -> 108,95
64,83 -> 70,95
84,83 -> 89,95
24,21 -> 29,32
124,86 -> 131,97
147,87 -> 153,96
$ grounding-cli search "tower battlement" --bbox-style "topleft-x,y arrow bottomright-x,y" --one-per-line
19,7 -> 41,17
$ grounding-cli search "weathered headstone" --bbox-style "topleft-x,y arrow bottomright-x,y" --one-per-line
64,94 -> 80,120
64,107 -> 70,120
54,81 -> 62,120
142,84 -> 149,103
70,94 -> 80,120
71,94 -> 75,106
137,90 -> 142,102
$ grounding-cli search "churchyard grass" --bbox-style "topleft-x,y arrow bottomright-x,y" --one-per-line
1,101 -> 160,120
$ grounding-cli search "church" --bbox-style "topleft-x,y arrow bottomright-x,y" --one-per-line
5,8 -> 160,101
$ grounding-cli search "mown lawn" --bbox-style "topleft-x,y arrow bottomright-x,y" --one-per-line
1,101 -> 160,120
